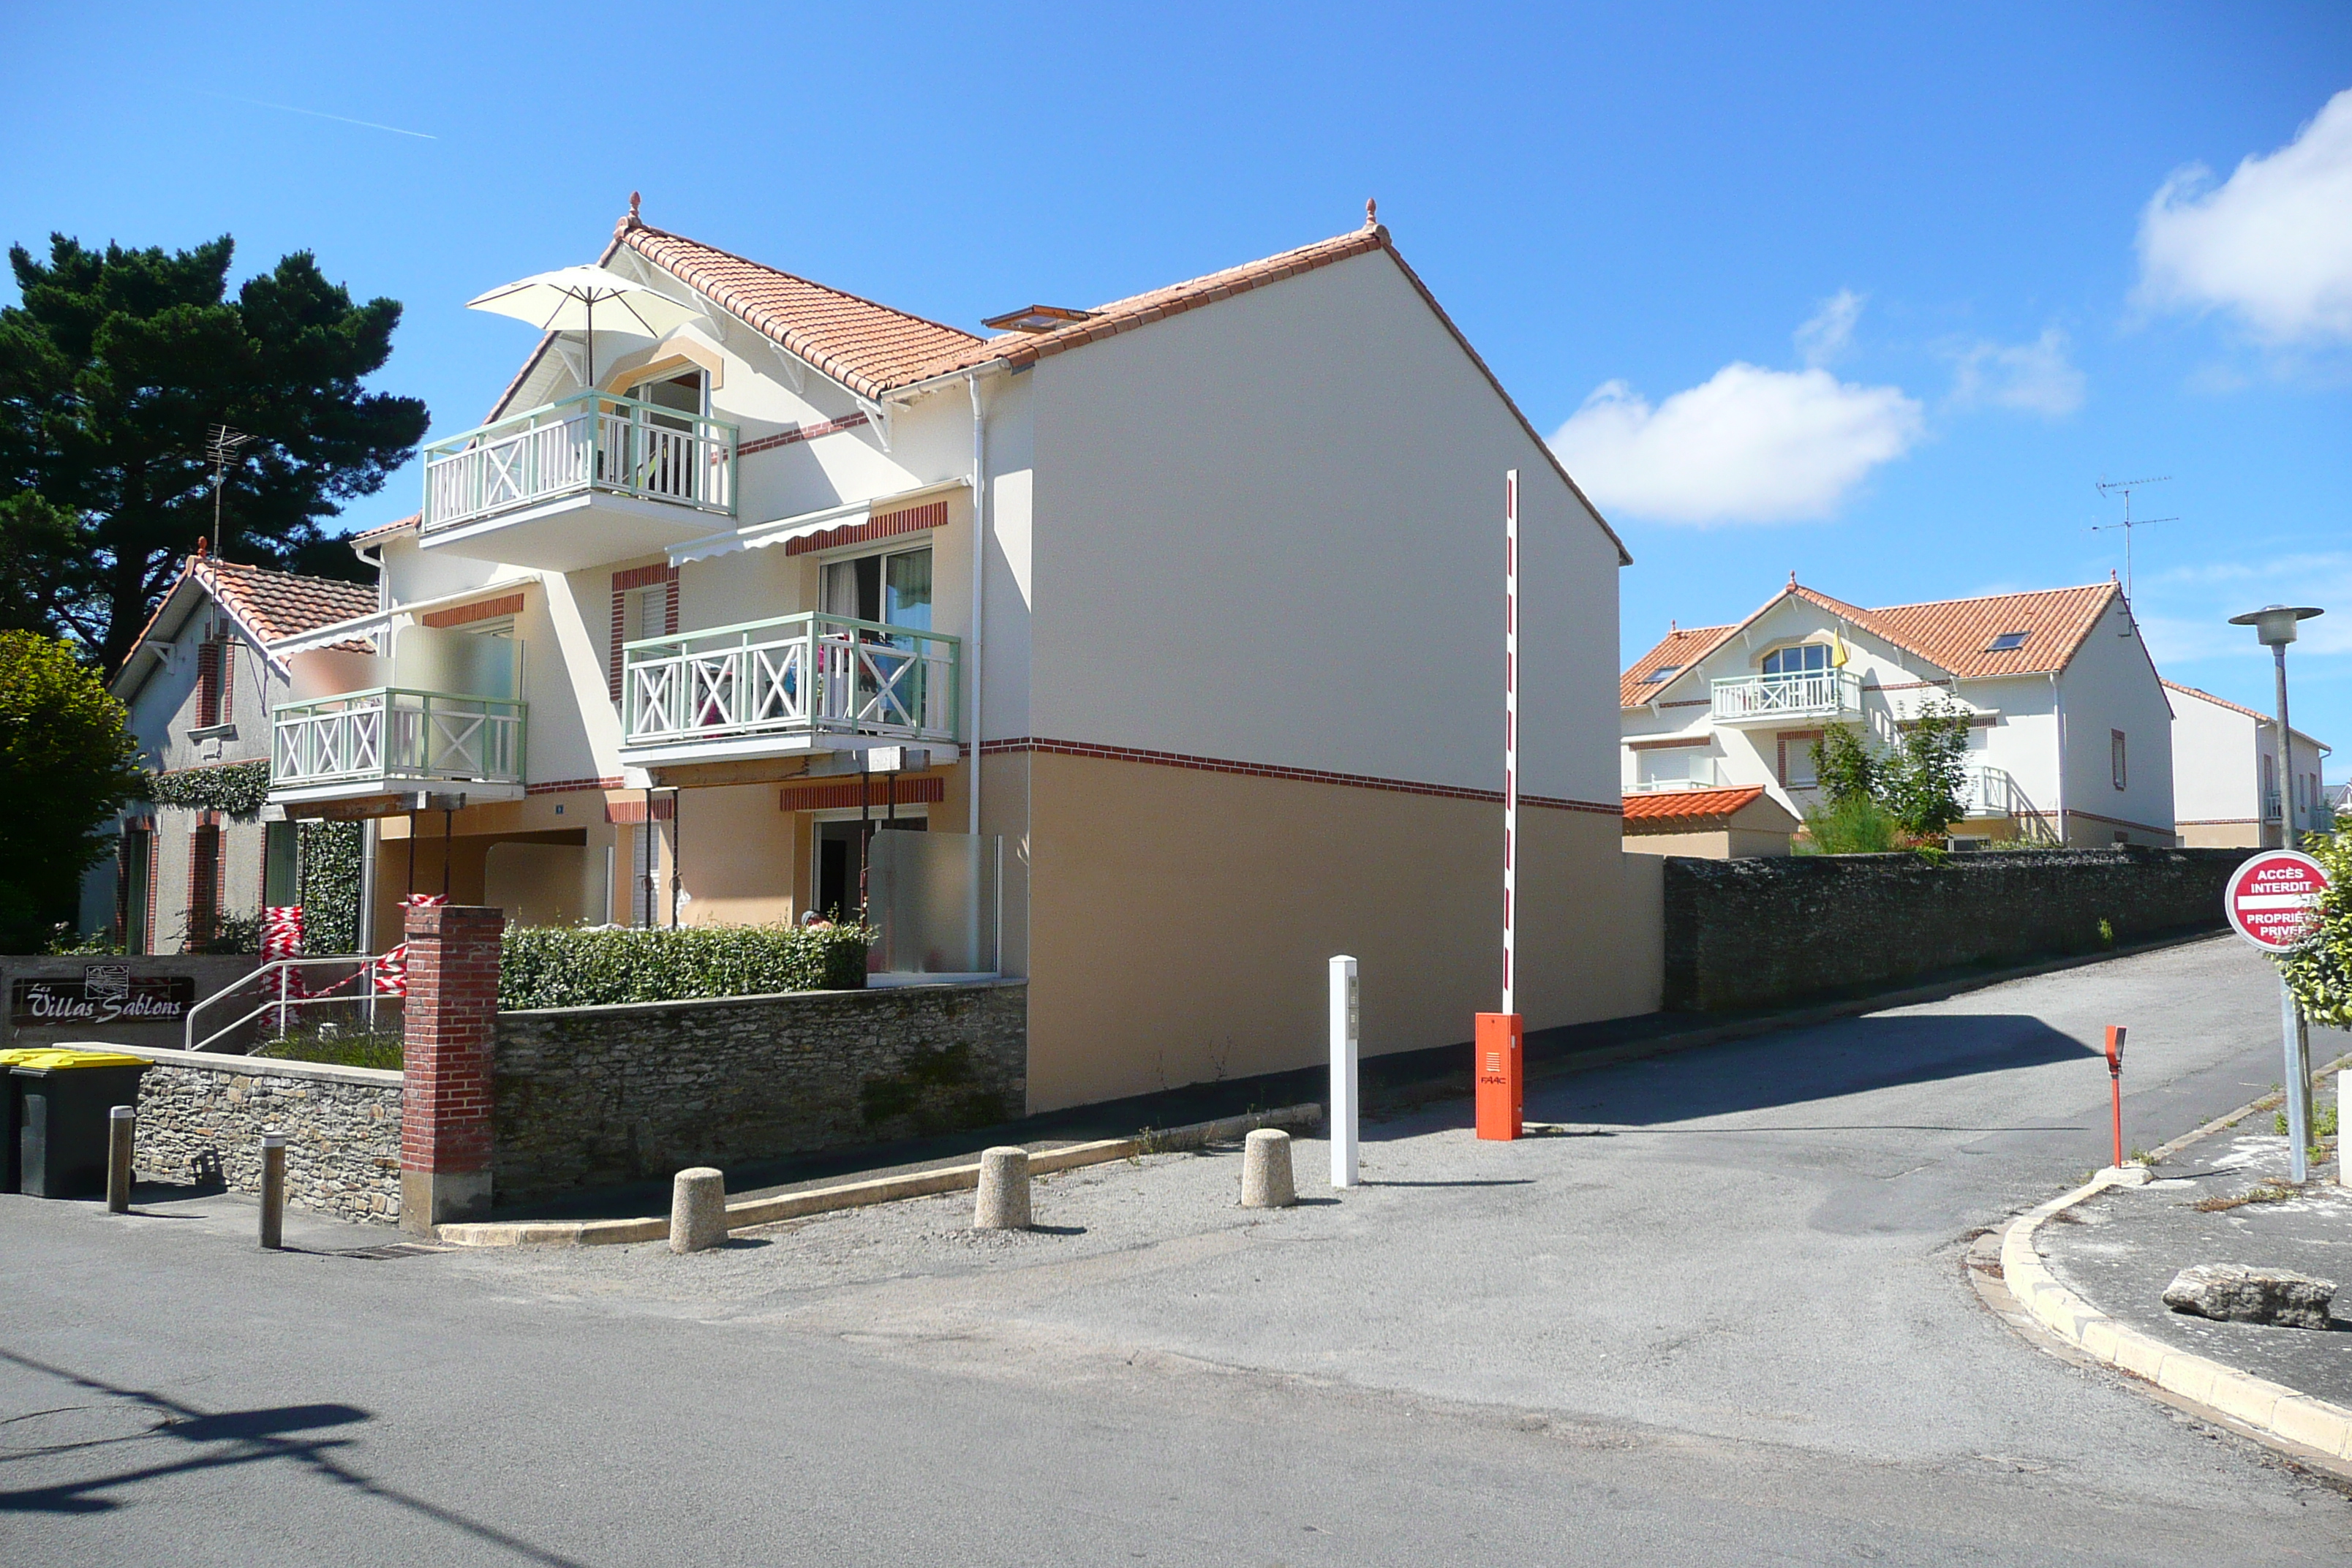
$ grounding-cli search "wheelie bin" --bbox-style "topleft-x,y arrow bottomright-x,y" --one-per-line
9,1050 -> 150,1199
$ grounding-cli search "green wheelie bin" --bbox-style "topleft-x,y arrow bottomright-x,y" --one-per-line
9,1049 -> 149,1199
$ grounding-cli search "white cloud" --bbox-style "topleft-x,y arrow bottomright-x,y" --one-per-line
1794,289 -> 1865,366
1550,362 -> 1923,526
2136,88 -> 2352,344
1949,328 -> 2086,417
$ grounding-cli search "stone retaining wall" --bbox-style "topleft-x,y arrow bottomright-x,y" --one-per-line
1662,845 -> 2255,1012
492,980 -> 1027,1208
107,1045 -> 404,1224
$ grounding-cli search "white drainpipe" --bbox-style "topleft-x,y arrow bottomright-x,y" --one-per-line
965,371 -> 989,836
2049,671 -> 2067,846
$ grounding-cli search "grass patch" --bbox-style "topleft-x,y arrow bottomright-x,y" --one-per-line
255,1030 -> 403,1071
2190,1180 -> 2298,1213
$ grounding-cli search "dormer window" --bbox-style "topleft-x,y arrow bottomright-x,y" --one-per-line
1985,630 -> 2029,652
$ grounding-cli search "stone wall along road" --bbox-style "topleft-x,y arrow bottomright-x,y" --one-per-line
1662,845 -> 2253,1011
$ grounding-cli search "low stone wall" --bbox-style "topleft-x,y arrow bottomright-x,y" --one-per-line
105,1045 -> 404,1225
1662,846 -> 2255,1012
492,980 -> 1027,1207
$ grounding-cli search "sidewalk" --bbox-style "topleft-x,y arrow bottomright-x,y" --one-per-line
2036,1120 -> 2351,1412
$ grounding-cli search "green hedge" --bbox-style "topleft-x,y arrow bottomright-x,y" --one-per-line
498,923 -> 874,1011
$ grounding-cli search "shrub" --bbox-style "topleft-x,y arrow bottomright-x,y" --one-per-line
1798,795 -> 1901,855
257,1030 -> 402,1071
2277,831 -> 2352,1028
498,922 -> 875,1011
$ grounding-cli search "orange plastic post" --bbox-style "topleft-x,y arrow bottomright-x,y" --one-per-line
1474,1012 -> 1523,1141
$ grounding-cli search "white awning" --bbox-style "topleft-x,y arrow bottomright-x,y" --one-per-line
267,577 -> 542,656
668,478 -> 966,565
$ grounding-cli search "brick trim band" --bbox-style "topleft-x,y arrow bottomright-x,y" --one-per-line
525,777 -> 625,796
605,796 -> 676,825
736,412 -> 870,457
421,592 -> 524,629
779,775 -> 946,814
979,736 -> 1621,815
784,499 -> 949,558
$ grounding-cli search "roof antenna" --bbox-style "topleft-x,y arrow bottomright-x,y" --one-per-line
1365,197 -> 1378,227
2091,475 -> 2174,603
205,424 -> 252,562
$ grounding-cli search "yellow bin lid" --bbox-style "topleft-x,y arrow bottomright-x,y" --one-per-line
3,1047 -> 148,1070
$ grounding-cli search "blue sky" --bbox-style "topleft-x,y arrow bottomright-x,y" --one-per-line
5,4 -> 2350,747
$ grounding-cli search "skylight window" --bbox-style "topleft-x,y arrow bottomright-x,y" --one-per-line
1985,631 -> 2029,652
1642,665 -> 1679,683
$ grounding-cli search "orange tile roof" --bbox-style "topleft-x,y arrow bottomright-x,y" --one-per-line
1622,580 -> 2125,707
349,512 -> 421,543
1620,625 -> 1733,707
1621,785 -> 1768,824
195,557 -> 378,642
2164,679 -> 2269,723
615,225 -> 984,402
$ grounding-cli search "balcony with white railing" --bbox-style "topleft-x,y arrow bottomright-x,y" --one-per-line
619,612 -> 960,766
1955,766 -> 2029,820
1709,670 -> 1863,725
417,391 -> 738,571
270,688 -> 527,804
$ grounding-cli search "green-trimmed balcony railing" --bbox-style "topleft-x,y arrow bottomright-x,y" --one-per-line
421,391 -> 737,535
620,613 -> 960,753
271,688 -> 527,794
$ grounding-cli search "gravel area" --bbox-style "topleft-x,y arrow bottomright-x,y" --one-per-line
2039,1123 -> 2352,1410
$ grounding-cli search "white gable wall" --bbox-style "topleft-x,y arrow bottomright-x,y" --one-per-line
1025,249 -> 1621,804
2053,600 -> 2174,843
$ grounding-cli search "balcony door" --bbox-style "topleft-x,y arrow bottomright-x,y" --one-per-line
822,546 -> 932,731
622,369 -> 706,502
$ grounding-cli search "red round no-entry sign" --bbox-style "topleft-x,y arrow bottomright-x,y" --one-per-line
2225,851 -> 2331,951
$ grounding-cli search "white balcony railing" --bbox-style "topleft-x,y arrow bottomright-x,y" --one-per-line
421,391 -> 737,535
272,688 -> 527,792
622,613 -> 960,753
1709,670 -> 1863,723
1955,766 -> 2028,819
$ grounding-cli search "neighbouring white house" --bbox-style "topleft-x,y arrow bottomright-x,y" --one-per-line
2164,680 -> 2331,848
250,198 -> 1650,1111
1620,578 -> 2177,848
85,553 -> 380,951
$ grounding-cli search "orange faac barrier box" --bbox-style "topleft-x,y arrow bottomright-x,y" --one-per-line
1474,1011 -> 1523,1140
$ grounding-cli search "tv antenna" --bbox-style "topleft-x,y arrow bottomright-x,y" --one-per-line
2091,475 -> 2174,601
206,424 -> 253,559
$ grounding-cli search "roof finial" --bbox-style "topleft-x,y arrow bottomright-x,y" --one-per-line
1788,568 -> 1797,589
1365,197 -> 1378,228
1670,619 -> 1678,634
617,191 -> 644,236
195,536 -> 208,559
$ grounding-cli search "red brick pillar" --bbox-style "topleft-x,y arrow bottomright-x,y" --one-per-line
399,904 -> 502,1234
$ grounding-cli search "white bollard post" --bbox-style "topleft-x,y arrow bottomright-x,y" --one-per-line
669,1167 -> 728,1253
1330,954 -> 1358,1188
1241,1128 -> 1297,1208
2340,1068 -> 2349,1188
974,1146 -> 1032,1230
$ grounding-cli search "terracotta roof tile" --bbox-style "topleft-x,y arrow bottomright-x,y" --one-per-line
1621,625 -> 1733,707
195,558 -> 377,642
616,225 -> 984,402
1622,580 -> 2125,706
1621,785 -> 1767,823
350,512 -> 420,543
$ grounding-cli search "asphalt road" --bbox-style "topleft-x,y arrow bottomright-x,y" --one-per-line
5,933 -> 2349,1566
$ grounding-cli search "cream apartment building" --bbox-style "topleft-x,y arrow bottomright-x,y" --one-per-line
2165,680 -> 2331,847
262,201 -> 1646,1109
1621,578 -> 2178,847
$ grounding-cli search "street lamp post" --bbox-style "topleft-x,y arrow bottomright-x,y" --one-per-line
2229,603 -> 2323,1177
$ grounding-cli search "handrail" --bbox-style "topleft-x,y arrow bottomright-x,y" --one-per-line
622,611 -> 962,657
620,610 -> 960,747
271,685 -> 522,717
183,956 -> 397,1055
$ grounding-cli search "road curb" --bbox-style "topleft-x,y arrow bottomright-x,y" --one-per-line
1994,1089 -> 2352,1475
434,1103 -> 1323,1248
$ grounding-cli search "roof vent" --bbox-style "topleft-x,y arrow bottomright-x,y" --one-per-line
1985,631 -> 2029,652
981,304 -> 1096,334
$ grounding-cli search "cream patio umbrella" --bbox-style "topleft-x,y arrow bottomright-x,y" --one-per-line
465,263 -> 702,392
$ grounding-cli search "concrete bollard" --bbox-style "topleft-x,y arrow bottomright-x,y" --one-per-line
107,1106 -> 134,1214
259,1131 -> 287,1251
973,1146 -> 1032,1230
1240,1128 -> 1296,1209
669,1167 -> 728,1254
2340,1069 -> 2349,1188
